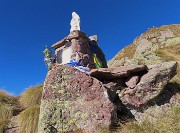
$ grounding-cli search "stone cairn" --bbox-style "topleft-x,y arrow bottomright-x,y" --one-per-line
43,12 -> 107,71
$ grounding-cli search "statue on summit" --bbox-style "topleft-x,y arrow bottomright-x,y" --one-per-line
70,12 -> 80,32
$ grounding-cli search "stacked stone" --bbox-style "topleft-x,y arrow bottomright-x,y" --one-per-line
51,30 -> 107,69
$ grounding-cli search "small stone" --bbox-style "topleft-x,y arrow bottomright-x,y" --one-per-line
125,76 -> 139,88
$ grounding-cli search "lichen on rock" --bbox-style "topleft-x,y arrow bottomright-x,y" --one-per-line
38,65 -> 116,133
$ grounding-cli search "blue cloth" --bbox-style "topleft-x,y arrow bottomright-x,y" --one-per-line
74,66 -> 90,74
65,60 -> 90,74
66,60 -> 83,67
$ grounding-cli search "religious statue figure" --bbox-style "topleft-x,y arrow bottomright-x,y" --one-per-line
70,12 -> 80,32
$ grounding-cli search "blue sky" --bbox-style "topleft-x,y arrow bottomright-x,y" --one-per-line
0,0 -> 180,95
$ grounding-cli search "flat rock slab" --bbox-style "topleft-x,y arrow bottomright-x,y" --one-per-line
38,65 -> 116,133
118,61 -> 177,108
90,65 -> 146,81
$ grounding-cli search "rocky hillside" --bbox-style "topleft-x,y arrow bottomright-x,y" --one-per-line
108,24 -> 180,133
36,24 -> 180,133
108,24 -> 180,67
108,24 -> 180,106
1,24 -> 180,133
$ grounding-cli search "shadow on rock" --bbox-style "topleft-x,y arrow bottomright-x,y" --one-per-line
146,82 -> 180,107
106,85 -> 135,131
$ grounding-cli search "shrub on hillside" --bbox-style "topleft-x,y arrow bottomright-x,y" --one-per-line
19,85 -> 43,109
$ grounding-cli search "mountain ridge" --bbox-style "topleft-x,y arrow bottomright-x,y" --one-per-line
108,24 -> 180,67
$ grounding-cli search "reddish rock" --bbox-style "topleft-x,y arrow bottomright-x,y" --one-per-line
38,65 -> 116,133
118,61 -> 177,107
52,30 -> 107,69
125,76 -> 139,88
90,65 -> 146,81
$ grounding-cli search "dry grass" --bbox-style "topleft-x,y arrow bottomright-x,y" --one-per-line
155,44 -> 180,82
0,104 -> 14,120
17,104 -> 40,133
0,91 -> 16,120
19,84 -> 43,109
0,85 -> 43,133
142,24 -> 180,37
0,119 -> 10,133
155,44 -> 180,61
17,85 -> 43,133
0,90 -> 20,119
115,43 -> 137,60
0,90 -> 20,133
122,106 -> 180,133
0,90 -> 19,106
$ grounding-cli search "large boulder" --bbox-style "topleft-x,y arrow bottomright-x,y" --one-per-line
118,61 -> 177,107
38,65 -> 116,133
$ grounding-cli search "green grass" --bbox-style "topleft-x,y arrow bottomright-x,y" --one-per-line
19,84 -> 43,109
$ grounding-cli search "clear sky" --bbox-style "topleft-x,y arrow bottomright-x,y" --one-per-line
0,0 -> 180,95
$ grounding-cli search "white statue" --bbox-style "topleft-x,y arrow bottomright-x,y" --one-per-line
70,12 -> 80,32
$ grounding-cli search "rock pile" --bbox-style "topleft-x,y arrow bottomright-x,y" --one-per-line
38,61 -> 177,132
118,61 -> 177,107
51,30 -> 107,69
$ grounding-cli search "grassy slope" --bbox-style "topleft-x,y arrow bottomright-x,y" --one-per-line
155,44 -> 180,83
108,24 -> 180,67
19,85 -> 43,109
0,84 -> 43,133
17,105 -> 40,133
17,85 -> 43,133
123,106 -> 180,133
0,90 -> 20,133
